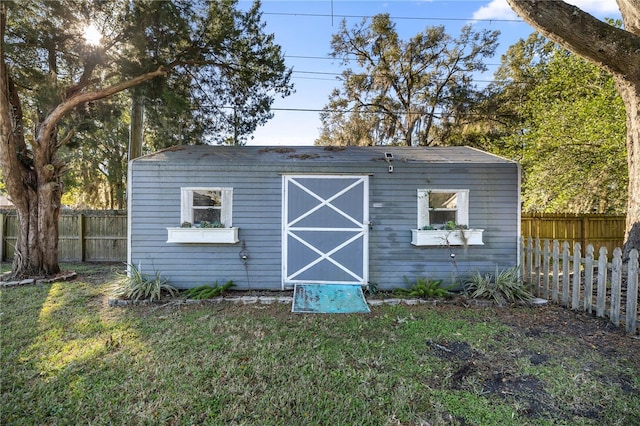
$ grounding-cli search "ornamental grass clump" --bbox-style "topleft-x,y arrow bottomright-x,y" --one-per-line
467,266 -> 533,306
113,263 -> 178,302
395,276 -> 452,298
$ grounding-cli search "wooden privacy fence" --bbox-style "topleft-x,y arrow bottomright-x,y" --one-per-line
521,213 -> 625,257
520,237 -> 639,335
0,210 -> 127,262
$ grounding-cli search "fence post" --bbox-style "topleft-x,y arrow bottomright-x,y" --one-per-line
610,248 -> 622,326
562,241 -> 570,307
572,243 -> 582,310
542,240 -> 550,299
583,245 -> 594,314
78,213 -> 85,262
519,236 -> 525,281
625,250 -> 638,335
527,236 -> 534,288
552,240 -> 560,303
535,238 -> 542,296
581,215 -> 589,250
596,246 -> 608,318
0,212 -> 4,262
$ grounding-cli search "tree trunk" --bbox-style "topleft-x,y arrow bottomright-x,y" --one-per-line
1,154 -> 62,278
0,36 -> 165,279
616,76 -> 640,257
129,93 -> 144,160
506,0 -> 640,254
4,123 -> 64,279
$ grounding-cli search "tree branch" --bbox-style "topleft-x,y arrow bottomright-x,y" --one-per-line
506,0 -> 640,78
36,67 -> 169,144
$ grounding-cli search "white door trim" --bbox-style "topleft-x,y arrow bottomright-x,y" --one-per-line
282,175 -> 369,289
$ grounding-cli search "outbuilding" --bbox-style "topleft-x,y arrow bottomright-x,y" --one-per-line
128,145 -> 520,290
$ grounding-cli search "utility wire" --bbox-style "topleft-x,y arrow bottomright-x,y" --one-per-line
286,54 -> 503,67
263,11 -> 523,23
290,70 -> 523,85
204,104 -> 517,118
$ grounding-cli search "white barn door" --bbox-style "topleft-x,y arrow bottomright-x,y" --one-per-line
282,175 -> 369,288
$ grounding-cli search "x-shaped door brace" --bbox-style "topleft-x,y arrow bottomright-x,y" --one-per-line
286,177 -> 366,282
287,178 -> 364,228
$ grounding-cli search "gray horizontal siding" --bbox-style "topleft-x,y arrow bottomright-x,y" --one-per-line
365,162 -> 516,289
129,165 -> 284,289
129,149 -> 519,290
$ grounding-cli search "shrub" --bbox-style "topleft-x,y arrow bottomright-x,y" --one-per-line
395,276 -> 451,298
199,221 -> 225,228
183,280 -> 236,299
466,266 -> 533,306
113,263 -> 178,302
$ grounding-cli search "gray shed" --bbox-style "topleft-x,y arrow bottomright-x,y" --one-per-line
128,145 -> 520,290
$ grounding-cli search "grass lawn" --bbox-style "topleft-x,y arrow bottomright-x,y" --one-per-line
1,263 -> 639,425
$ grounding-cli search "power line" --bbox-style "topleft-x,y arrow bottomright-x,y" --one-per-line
285,54 -> 502,67
205,104 -> 516,119
263,11 -> 523,24
290,70 -> 518,85
293,70 -> 341,76
292,76 -> 338,81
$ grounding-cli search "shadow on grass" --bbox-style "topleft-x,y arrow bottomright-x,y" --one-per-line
2,272 -> 640,425
0,270 -> 154,424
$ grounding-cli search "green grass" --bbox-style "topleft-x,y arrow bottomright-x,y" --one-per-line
1,265 -> 639,425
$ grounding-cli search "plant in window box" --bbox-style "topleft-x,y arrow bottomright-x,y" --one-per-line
412,222 -> 483,246
181,221 -> 192,228
442,221 -> 468,231
198,220 -> 225,228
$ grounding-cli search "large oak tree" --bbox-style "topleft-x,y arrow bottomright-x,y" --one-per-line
0,0 -> 292,279
317,14 -> 499,146
505,0 -> 640,255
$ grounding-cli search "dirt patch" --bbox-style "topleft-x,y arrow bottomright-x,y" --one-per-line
427,340 -> 479,361
526,350 -> 549,365
415,303 -> 640,423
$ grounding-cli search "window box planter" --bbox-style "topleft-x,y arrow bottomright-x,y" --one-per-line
166,227 -> 239,244
411,229 -> 484,246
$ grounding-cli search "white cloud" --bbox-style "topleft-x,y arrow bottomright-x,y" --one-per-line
567,0 -> 620,15
472,0 -> 620,21
472,0 -> 518,21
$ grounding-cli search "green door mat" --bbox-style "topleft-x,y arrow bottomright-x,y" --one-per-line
292,284 -> 370,314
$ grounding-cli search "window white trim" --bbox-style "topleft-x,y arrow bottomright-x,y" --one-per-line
417,189 -> 469,229
180,187 -> 233,227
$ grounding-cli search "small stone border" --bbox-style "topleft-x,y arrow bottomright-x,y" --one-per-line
108,296 -> 294,307
0,272 -> 78,288
107,296 -> 547,308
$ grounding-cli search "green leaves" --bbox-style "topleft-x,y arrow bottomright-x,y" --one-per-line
113,263 -> 178,302
518,45 -> 626,214
466,266 -> 533,306
319,15 -> 499,147
479,33 -> 627,214
4,0 -> 292,209
183,280 -> 236,299
395,276 -> 452,299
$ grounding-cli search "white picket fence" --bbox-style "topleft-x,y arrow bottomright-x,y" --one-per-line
520,237 -> 639,335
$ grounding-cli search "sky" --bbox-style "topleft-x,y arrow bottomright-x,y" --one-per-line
238,0 -> 621,146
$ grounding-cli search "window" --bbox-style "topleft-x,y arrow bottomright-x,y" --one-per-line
417,189 -> 469,229
181,187 -> 233,227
